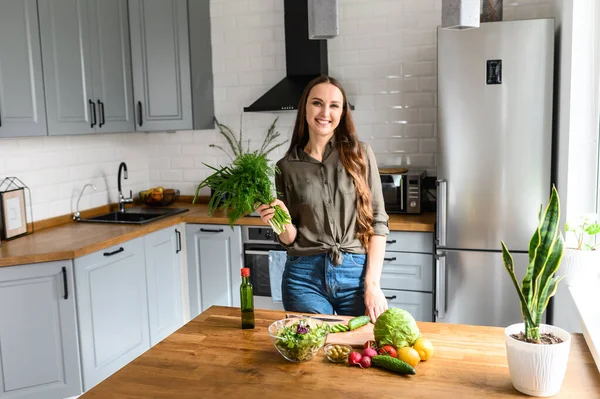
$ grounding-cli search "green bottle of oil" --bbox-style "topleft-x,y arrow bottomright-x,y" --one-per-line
240,268 -> 255,329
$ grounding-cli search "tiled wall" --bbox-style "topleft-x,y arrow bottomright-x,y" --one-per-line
0,134 -> 149,221
0,0 -> 557,221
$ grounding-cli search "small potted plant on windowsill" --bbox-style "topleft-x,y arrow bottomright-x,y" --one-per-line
561,214 -> 600,288
501,186 -> 571,397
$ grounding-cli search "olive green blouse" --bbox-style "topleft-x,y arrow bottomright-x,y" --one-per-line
275,138 -> 389,265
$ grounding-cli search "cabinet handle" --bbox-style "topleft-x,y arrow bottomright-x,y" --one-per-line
386,239 -> 396,244
97,99 -> 105,127
137,101 -> 143,127
103,247 -> 124,257
89,99 -> 97,128
383,257 -> 397,262
385,295 -> 397,300
175,229 -> 182,253
0,107 -> 2,127
200,228 -> 223,233
62,266 -> 68,300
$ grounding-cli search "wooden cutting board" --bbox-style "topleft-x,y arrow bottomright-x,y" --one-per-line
323,315 -> 375,347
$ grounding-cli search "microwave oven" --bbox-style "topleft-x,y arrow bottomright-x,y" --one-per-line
380,169 -> 426,214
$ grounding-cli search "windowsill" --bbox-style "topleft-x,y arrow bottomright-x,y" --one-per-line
569,279 -> 600,373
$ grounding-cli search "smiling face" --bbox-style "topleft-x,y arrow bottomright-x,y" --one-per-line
305,83 -> 345,140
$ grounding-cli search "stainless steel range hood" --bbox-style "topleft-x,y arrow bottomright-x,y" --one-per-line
243,0 -> 328,112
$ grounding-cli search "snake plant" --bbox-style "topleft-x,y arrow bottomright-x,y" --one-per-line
501,186 -> 564,343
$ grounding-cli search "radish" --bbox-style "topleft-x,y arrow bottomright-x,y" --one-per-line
361,347 -> 378,359
348,351 -> 362,366
359,356 -> 372,368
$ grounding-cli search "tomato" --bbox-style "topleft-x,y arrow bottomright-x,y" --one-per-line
378,345 -> 397,358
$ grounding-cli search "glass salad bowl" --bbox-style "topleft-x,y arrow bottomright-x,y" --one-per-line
267,318 -> 329,362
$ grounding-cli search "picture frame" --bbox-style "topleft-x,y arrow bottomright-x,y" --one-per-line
0,188 -> 28,240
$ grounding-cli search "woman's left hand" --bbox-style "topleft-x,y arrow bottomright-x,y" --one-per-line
364,284 -> 388,323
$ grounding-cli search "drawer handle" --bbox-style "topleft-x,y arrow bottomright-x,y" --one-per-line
104,247 -> 124,257
385,295 -> 397,300
62,267 -> 68,300
386,239 -> 396,244
384,257 -> 397,262
200,228 -> 224,233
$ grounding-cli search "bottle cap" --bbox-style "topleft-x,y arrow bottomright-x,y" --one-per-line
241,267 -> 250,277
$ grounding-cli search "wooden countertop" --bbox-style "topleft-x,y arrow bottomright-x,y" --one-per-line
79,306 -> 600,399
0,202 -> 435,267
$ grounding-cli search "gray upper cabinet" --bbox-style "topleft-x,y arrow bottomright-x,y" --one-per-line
87,0 -> 135,133
129,0 -> 193,132
38,0 -> 134,135
0,0 -> 48,138
74,237 -> 150,391
144,226 -> 183,346
186,224 -> 243,319
0,261 -> 82,399
38,0 -> 95,135
129,0 -> 214,132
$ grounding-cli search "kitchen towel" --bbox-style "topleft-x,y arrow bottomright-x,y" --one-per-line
269,250 -> 287,303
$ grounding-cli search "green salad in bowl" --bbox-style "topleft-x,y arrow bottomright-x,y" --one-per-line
268,318 -> 330,362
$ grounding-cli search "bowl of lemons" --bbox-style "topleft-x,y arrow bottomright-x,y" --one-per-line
139,187 -> 179,207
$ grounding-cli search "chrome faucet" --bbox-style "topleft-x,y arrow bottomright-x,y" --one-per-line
118,162 -> 133,212
73,183 -> 98,221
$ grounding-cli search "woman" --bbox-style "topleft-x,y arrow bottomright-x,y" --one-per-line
256,76 -> 389,322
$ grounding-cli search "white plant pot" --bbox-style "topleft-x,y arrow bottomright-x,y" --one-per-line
560,248 -> 600,288
505,323 -> 571,397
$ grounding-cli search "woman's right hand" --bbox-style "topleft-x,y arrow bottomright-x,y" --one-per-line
255,199 -> 290,227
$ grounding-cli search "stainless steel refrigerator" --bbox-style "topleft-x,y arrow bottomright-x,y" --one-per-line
436,19 -> 555,327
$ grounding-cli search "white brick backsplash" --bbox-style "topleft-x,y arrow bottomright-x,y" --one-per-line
420,108 -> 437,124
389,138 -> 420,153
418,46 -> 437,62
221,0 -> 248,16
402,62 -> 435,78
160,170 -> 183,182
404,92 -> 435,108
405,124 -> 435,138
418,77 -> 437,92
419,138 -> 437,153
0,0 -> 556,222
404,31 -> 436,47
170,157 -> 195,169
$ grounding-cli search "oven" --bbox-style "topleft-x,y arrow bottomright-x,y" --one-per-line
242,226 -> 285,309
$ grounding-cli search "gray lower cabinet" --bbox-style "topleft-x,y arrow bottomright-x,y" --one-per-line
144,226 -> 183,346
186,224 -> 243,318
38,0 -> 134,135
383,289 -> 434,322
129,0 -> 214,131
383,231 -> 435,322
0,261 -> 82,399
0,0 -> 47,138
74,237 -> 150,391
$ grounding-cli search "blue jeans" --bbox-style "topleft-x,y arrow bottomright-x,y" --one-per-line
281,252 -> 367,316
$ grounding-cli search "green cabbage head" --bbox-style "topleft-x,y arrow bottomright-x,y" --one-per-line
373,308 -> 421,348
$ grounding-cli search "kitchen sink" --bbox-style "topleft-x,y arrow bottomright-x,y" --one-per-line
79,207 -> 188,225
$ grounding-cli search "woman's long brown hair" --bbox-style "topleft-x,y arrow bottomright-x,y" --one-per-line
288,76 -> 374,250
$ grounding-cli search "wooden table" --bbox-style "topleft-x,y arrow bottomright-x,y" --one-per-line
80,306 -> 600,398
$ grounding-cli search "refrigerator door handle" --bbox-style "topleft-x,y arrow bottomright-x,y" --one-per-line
436,179 -> 447,247
435,253 -> 446,320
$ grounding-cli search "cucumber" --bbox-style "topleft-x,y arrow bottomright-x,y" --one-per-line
372,355 -> 416,375
330,323 -> 349,333
348,315 -> 371,331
